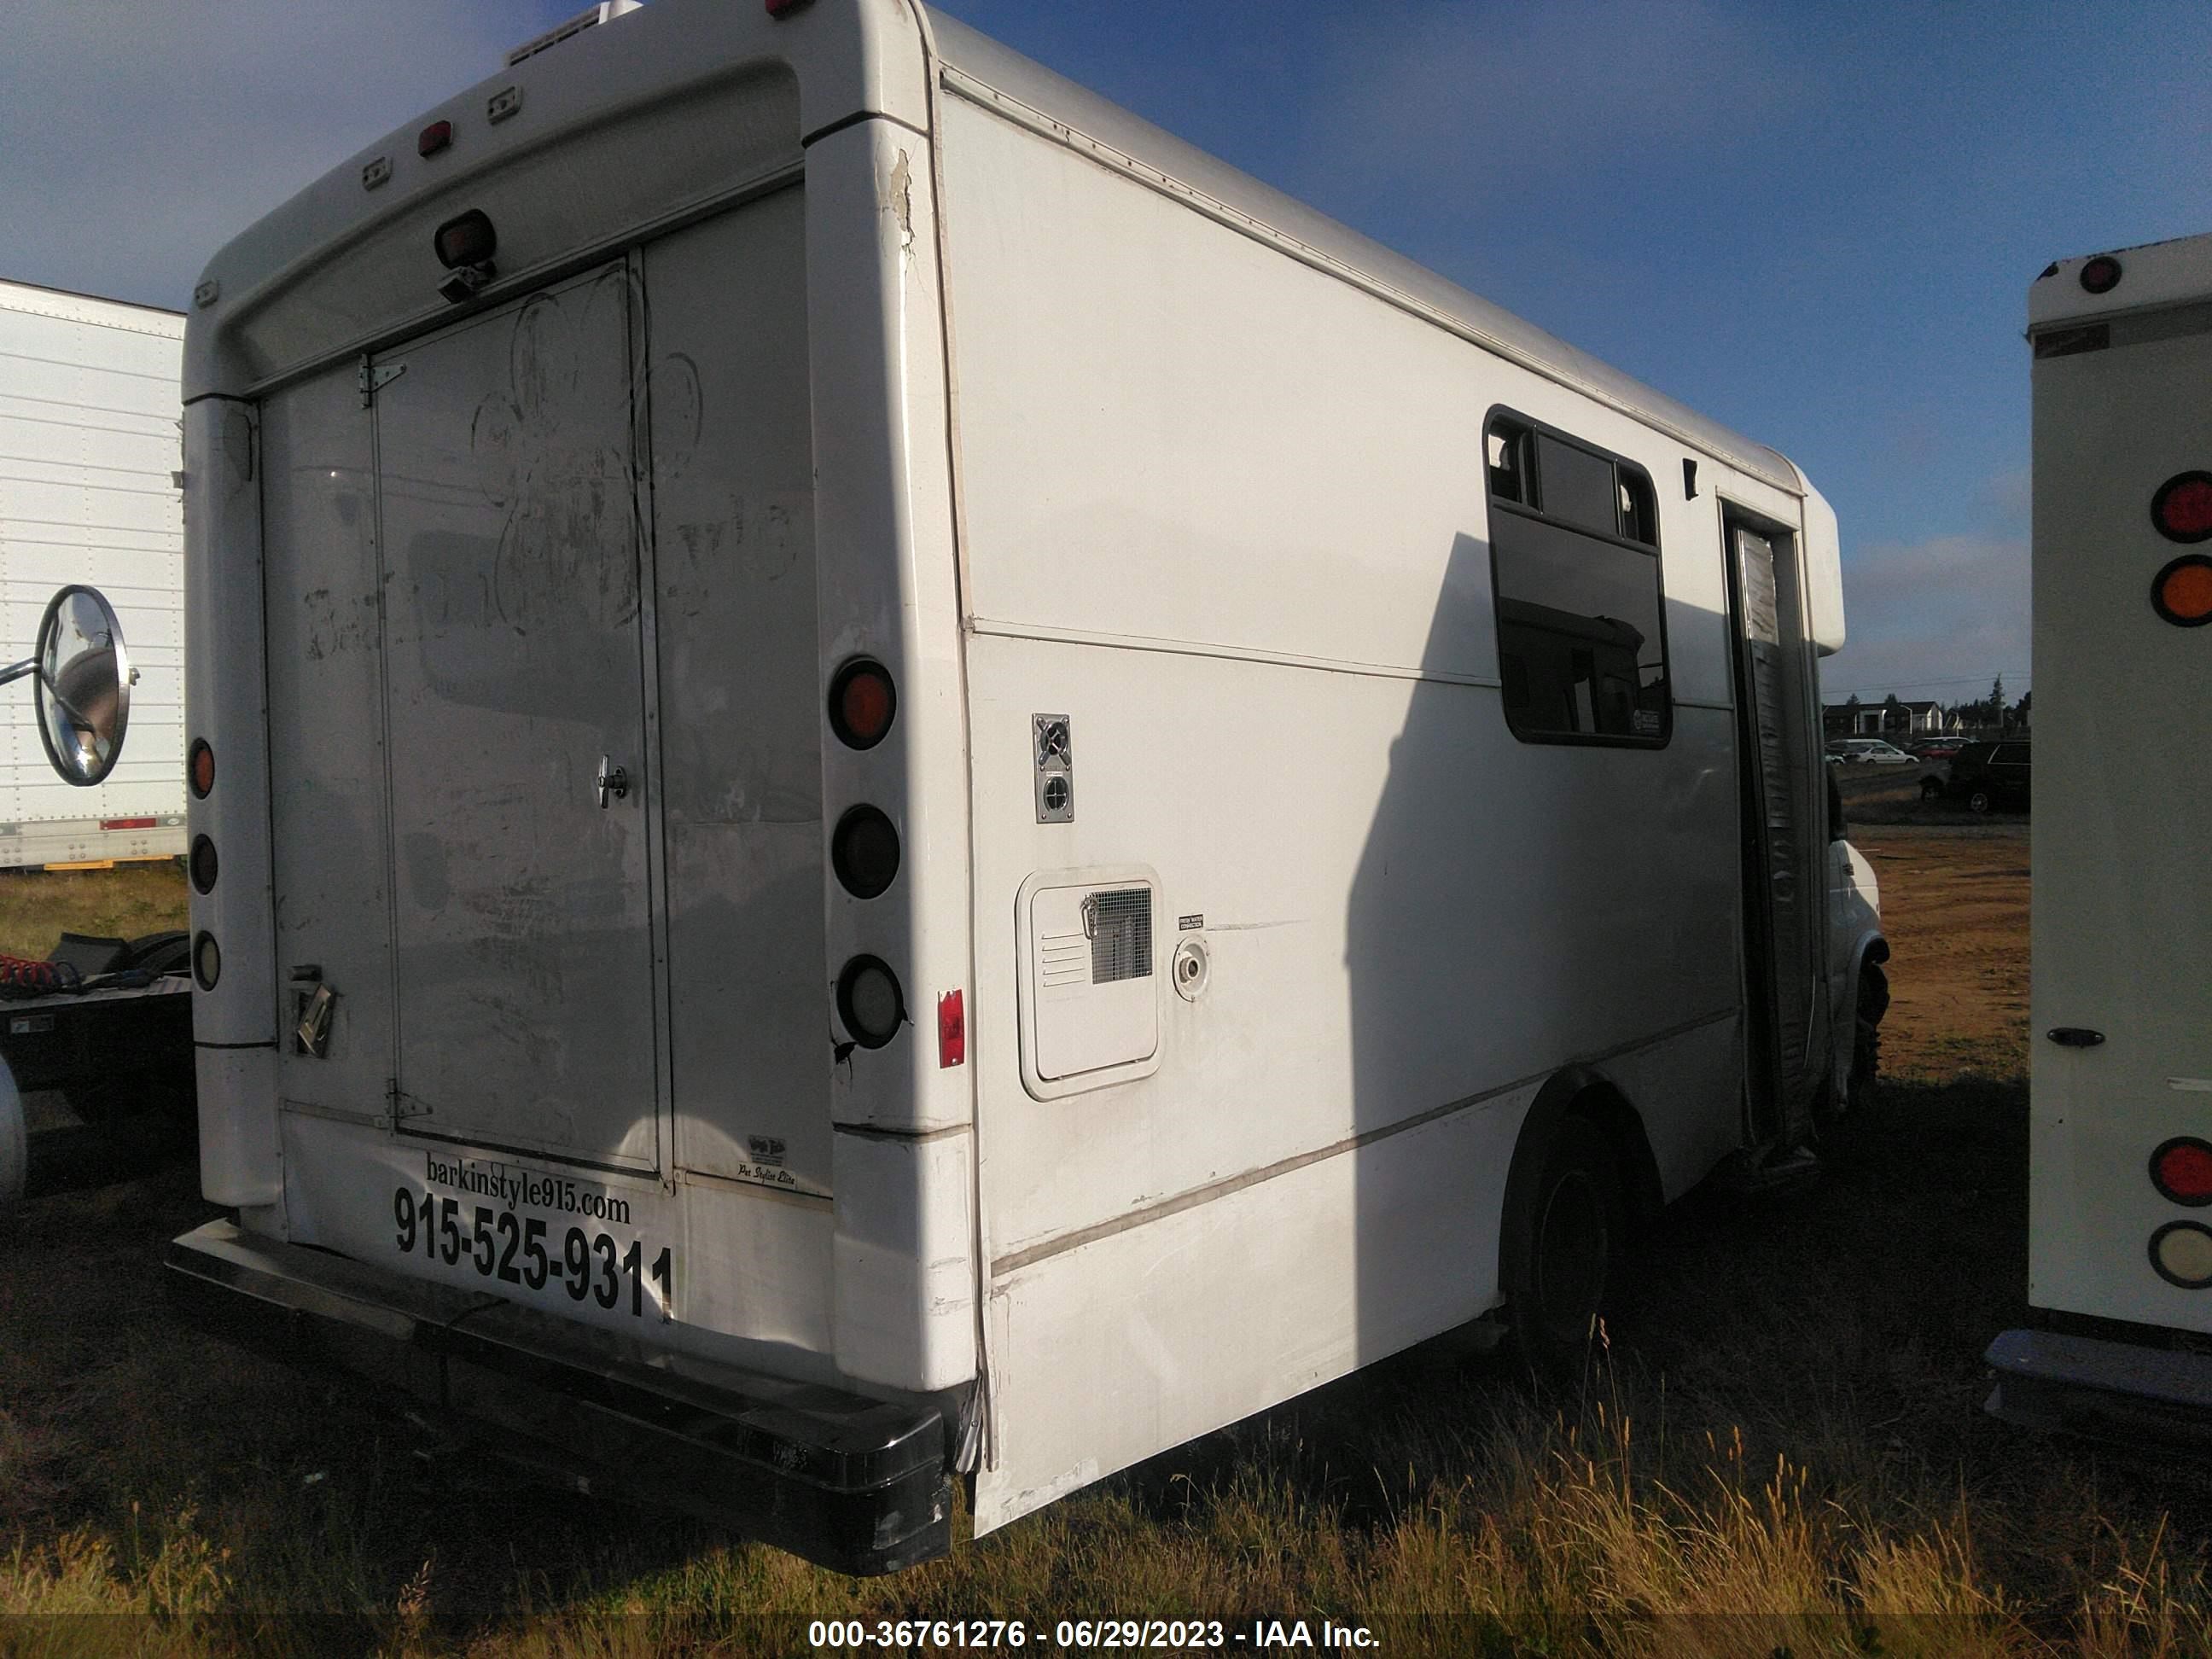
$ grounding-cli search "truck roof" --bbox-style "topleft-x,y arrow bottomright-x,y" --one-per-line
923,8 -> 1799,495
0,277 -> 184,335
2029,230 -> 2212,329
182,0 -> 1801,495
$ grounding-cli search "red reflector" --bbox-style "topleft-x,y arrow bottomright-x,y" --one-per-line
937,990 -> 965,1068
2151,1138 -> 2212,1205
418,120 -> 452,158
2152,473 -> 2212,544
101,817 -> 156,830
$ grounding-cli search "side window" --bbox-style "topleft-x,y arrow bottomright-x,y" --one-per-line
1485,411 -> 1670,746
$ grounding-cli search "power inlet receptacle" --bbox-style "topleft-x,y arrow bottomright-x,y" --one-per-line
1033,714 -> 1074,824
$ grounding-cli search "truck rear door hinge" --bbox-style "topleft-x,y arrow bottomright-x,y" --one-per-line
381,1078 -> 430,1127
358,354 -> 405,407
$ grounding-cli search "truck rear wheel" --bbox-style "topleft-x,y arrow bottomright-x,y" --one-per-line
1503,1113 -> 1621,1381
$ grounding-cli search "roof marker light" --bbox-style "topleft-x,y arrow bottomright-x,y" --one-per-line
418,119 -> 453,158
2079,255 -> 2123,295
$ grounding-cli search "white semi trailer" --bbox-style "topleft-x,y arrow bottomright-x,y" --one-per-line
169,0 -> 1887,1571
1987,232 -> 2212,1436
0,281 -> 186,868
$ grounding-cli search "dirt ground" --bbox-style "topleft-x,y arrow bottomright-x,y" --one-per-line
1850,821 -> 2030,1082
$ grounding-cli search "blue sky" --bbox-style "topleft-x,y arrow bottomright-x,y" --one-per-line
7,0 -> 2205,703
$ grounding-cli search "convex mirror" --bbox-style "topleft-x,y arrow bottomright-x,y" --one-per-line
0,586 -> 134,786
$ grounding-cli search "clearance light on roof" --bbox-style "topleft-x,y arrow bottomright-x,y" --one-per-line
2079,255 -> 2124,295
418,119 -> 453,159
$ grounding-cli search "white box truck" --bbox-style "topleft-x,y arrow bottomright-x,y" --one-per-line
1987,232 -> 2212,1436
0,281 -> 186,867
168,0 -> 1887,1570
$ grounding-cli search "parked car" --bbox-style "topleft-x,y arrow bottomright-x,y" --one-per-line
1828,738 -> 1917,765
1920,740 -> 2031,812
1906,738 -> 1963,761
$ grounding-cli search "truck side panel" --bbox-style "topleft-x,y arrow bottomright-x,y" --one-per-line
940,95 -> 1758,1531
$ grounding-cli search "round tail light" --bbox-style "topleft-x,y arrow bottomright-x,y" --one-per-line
2152,474 -> 2212,544
2151,1137 -> 2212,1205
2151,556 -> 2212,627
828,660 -> 896,750
189,738 -> 214,798
2151,1221 -> 2212,1289
192,931 -> 222,991
836,956 -> 904,1048
830,806 -> 899,899
189,835 -> 218,894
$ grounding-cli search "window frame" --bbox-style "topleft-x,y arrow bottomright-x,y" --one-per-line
1483,405 -> 1674,750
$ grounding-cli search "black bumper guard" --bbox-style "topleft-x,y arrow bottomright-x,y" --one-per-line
1985,1326 -> 2212,1448
167,1219 -> 952,1575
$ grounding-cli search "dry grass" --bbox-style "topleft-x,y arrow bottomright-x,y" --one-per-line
9,843 -> 2212,1654
0,861 -> 189,961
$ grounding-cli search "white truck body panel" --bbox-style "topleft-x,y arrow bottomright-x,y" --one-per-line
180,0 -> 1870,1551
2027,231 -> 2212,1330
0,282 -> 186,866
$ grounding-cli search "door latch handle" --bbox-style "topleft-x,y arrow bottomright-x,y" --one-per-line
596,757 -> 629,808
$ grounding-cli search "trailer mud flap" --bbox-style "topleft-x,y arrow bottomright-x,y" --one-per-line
166,1220 -> 952,1574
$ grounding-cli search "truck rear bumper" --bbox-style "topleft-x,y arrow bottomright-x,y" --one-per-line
1985,1326 -> 2212,1447
166,1219 -> 952,1574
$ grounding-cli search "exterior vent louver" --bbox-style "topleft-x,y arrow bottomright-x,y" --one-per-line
1085,888 -> 1152,984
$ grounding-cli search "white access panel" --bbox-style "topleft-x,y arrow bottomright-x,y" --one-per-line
1017,868 -> 1161,1096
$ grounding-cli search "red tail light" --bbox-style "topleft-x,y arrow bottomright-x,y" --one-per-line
2151,1137 -> 2212,1206
2151,473 -> 2212,544
828,660 -> 896,750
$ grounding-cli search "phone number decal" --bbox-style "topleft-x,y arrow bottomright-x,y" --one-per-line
392,1186 -> 671,1318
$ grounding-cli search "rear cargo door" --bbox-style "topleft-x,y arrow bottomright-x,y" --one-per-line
371,264 -> 661,1171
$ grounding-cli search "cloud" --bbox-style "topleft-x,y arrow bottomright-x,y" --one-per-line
1820,528 -> 2029,704
0,1 -> 554,310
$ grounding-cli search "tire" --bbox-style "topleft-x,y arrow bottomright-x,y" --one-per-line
1503,1113 -> 1622,1381
1848,963 -> 1887,1119
1968,789 -> 1994,815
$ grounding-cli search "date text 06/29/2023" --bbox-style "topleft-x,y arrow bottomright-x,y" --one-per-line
803,1616 -> 1381,1649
